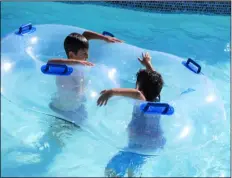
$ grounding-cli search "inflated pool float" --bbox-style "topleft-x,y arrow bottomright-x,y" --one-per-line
1,24 -> 226,155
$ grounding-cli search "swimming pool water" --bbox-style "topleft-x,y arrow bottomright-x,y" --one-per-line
1,2 -> 230,177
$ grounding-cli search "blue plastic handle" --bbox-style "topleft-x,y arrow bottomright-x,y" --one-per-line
19,24 -> 32,33
182,58 -> 201,74
102,31 -> 115,37
15,23 -> 36,35
140,102 -> 174,115
41,63 -> 73,76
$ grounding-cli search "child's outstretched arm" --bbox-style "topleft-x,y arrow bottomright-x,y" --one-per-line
47,59 -> 94,66
138,52 -> 155,71
82,30 -> 123,43
97,88 -> 146,106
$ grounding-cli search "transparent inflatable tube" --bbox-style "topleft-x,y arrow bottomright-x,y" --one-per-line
1,24 -> 227,155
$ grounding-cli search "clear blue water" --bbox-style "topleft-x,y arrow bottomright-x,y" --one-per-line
1,2 -> 230,177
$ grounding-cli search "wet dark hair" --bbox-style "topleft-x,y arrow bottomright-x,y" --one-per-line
64,32 -> 89,58
136,69 -> 164,102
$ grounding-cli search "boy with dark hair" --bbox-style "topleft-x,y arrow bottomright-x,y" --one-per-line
49,30 -> 122,65
97,52 -> 165,177
48,31 -> 122,125
97,52 -> 163,104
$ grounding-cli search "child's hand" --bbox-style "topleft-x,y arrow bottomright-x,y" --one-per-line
138,52 -> 152,67
97,90 -> 113,106
104,36 -> 124,43
138,52 -> 154,71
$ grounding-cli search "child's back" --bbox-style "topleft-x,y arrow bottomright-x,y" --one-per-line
127,102 -> 166,151
97,53 -> 165,150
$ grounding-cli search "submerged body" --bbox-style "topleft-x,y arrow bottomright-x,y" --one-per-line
127,103 -> 166,151
50,70 -> 88,125
105,102 -> 166,177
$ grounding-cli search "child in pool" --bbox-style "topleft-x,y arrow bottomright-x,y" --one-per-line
97,52 -> 166,177
48,31 -> 122,125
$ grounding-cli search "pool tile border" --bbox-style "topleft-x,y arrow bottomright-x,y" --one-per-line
59,1 -> 231,16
